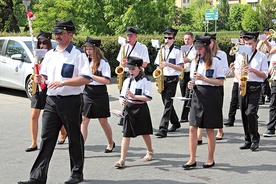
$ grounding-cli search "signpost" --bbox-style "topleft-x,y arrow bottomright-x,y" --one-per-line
205,8 -> 218,32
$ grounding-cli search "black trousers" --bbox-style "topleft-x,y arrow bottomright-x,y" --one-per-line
228,82 -> 239,123
267,81 -> 276,130
261,74 -> 271,100
239,82 -> 262,144
179,72 -> 190,120
159,76 -> 180,132
30,95 -> 84,183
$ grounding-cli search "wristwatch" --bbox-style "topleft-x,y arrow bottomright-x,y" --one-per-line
61,81 -> 65,86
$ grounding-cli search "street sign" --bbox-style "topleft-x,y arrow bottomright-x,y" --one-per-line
205,8 -> 218,21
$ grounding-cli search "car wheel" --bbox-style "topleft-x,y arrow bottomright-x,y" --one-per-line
25,77 -> 33,100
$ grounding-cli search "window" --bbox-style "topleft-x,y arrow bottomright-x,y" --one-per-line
5,40 -> 31,63
0,40 -> 4,55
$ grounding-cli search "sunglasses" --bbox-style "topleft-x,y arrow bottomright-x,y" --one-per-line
38,41 -> 48,45
164,37 -> 173,40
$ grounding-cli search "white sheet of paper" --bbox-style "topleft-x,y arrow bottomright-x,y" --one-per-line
181,45 -> 191,52
151,39 -> 160,49
231,38 -> 239,44
259,34 -> 266,40
239,45 -> 252,55
34,49 -> 47,58
118,36 -> 126,45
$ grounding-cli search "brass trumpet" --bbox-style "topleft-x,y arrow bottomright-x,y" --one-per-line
268,68 -> 275,83
230,43 -> 239,53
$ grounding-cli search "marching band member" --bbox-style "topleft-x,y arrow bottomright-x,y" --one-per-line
225,30 -> 247,127
257,27 -> 275,104
179,31 -> 196,123
263,55 -> 276,137
116,26 -> 150,126
154,26 -> 183,138
114,56 -> 153,168
197,33 -> 229,143
182,35 -> 224,169
235,31 -> 268,151
26,30 -> 67,152
81,37 -> 115,153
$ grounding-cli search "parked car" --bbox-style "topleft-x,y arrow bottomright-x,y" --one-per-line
0,37 -> 56,99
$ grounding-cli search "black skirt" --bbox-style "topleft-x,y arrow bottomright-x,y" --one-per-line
82,85 -> 110,118
30,87 -> 47,109
189,85 -> 223,129
123,102 -> 153,138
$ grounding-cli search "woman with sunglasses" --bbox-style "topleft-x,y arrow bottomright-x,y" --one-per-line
26,30 -> 67,152
154,26 -> 184,138
81,37 -> 115,153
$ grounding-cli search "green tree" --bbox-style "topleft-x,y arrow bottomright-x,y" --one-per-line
0,0 -> 21,32
228,4 -> 251,31
242,8 -> 260,31
257,0 -> 276,30
217,0 -> 229,30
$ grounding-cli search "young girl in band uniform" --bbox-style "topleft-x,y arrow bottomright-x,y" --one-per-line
114,56 -> 153,168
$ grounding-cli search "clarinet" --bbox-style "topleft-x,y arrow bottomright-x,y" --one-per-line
122,77 -> 133,114
186,54 -> 201,108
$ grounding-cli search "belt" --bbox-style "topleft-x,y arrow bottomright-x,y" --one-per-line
49,94 -> 81,98
127,100 -> 146,104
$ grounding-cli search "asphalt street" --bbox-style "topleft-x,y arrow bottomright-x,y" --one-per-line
0,77 -> 275,184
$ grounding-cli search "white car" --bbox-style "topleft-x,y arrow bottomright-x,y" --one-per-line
0,37 -> 56,99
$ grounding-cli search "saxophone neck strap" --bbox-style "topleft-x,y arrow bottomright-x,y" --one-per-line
247,49 -> 257,65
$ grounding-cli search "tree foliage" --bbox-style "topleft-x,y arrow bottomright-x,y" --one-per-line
242,7 -> 260,31
228,4 -> 251,31
256,0 -> 276,29
217,0 -> 230,30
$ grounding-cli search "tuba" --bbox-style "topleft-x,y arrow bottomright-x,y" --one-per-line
115,45 -> 126,90
153,44 -> 164,93
239,54 -> 248,96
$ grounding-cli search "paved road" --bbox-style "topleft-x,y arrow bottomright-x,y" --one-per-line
0,77 -> 275,184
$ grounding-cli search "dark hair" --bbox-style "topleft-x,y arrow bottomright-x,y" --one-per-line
184,31 -> 194,38
36,39 -> 52,50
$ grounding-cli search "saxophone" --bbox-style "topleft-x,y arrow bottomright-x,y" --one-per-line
179,51 -> 186,80
239,54 -> 248,96
152,44 -> 164,93
115,45 -> 126,90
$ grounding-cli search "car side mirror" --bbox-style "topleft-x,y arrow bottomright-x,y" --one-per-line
11,54 -> 24,61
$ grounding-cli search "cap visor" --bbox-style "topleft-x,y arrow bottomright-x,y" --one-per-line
52,28 -> 63,33
125,64 -> 136,69
82,42 -> 94,47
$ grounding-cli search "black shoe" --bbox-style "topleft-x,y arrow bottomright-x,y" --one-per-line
197,140 -> 203,145
155,131 -> 167,138
239,142 -> 252,150
25,146 -> 38,152
179,119 -> 189,123
202,161 -> 215,168
250,143 -> 259,151
224,121 -> 234,127
57,136 -> 67,145
182,162 -> 197,169
168,124 -> 181,132
64,176 -> 83,184
216,133 -> 224,140
117,118 -> 123,126
263,130 -> 276,137
18,179 -> 45,184
104,142 -> 115,153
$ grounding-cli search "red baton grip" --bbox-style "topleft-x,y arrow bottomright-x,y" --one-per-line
34,64 -> 46,90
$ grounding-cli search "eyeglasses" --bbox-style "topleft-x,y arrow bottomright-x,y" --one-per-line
38,41 -> 48,45
240,37 -> 244,39
164,37 -> 173,40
